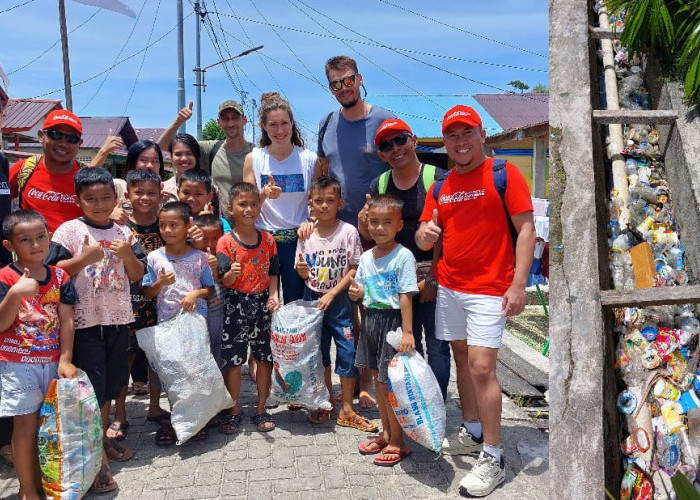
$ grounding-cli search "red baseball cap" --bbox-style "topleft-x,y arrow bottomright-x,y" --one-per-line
42,109 -> 83,134
441,105 -> 482,134
374,118 -> 413,146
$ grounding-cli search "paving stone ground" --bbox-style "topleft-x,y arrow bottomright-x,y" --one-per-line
0,359 -> 549,499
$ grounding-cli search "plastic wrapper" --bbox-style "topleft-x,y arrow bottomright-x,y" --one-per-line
386,328 -> 446,453
137,311 -> 231,443
269,300 -> 332,410
38,369 -> 102,500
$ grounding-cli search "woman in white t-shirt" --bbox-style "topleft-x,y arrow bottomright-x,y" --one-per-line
243,92 -> 322,303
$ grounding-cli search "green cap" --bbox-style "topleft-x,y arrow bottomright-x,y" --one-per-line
218,100 -> 244,116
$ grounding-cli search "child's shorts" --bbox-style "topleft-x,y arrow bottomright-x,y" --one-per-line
354,308 -> 401,383
0,361 -> 57,416
72,324 -> 129,407
221,289 -> 272,370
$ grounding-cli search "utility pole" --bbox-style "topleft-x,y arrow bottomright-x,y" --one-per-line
194,1 -> 204,139
58,0 -> 73,111
177,0 -> 186,133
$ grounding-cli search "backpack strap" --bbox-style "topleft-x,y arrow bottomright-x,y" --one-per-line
492,159 -> 518,253
16,155 -> 42,209
421,164 -> 436,192
377,170 -> 391,195
431,169 -> 451,201
318,112 -> 334,148
208,140 -> 224,169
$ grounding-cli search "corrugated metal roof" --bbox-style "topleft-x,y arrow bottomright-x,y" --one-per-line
79,116 -> 139,149
133,127 -> 166,142
1,98 -> 61,132
473,93 -> 548,131
367,95 -> 503,138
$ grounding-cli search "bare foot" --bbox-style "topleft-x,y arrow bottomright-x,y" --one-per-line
0,444 -> 13,466
358,391 -> 377,409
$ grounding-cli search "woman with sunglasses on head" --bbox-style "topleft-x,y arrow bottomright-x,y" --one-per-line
243,92 -> 322,304
357,118 -> 451,403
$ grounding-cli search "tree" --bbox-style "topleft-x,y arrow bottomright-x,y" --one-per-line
202,119 -> 225,140
508,80 -> 530,93
532,83 -> 549,93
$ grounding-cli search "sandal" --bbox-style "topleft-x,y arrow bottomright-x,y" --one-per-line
251,412 -> 276,432
219,413 -> 243,435
189,428 -> 208,442
90,463 -> 118,493
358,436 -> 389,455
373,447 -> 412,467
308,406 -> 338,424
146,411 -> 171,426
131,381 -> 149,395
337,412 -> 378,433
103,437 -> 134,462
0,445 -> 13,468
106,421 -> 128,441
155,425 -> 177,447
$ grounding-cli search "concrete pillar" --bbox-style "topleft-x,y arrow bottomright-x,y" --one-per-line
532,137 -> 547,197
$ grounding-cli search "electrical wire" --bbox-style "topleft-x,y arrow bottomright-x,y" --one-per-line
0,0 -> 35,14
122,0 -> 162,115
9,9 -> 101,75
78,1 -> 147,113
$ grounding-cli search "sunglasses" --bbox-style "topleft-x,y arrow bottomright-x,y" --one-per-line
329,73 -> 358,92
377,132 -> 411,152
43,129 -> 81,145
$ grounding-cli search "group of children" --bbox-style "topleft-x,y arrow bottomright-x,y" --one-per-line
0,163 -> 423,497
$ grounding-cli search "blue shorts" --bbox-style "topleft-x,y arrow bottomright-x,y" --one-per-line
303,288 -> 358,379
0,361 -> 57,416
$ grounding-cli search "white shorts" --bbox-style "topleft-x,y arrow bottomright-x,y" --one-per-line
0,361 -> 57,416
435,286 -> 506,348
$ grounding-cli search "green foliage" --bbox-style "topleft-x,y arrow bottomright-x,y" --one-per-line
202,119 -> 225,141
670,470 -> 700,499
532,83 -> 549,93
508,80 -> 530,92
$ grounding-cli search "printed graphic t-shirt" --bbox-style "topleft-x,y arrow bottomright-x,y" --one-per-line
295,221 -> 362,293
355,244 -> 418,309
127,219 -> 164,330
217,230 -> 279,294
0,264 -> 78,363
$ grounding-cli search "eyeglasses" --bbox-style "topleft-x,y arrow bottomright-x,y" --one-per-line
43,129 -> 81,145
377,132 -> 411,152
329,73 -> 358,92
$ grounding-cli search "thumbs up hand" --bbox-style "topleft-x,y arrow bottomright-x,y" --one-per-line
177,101 -> 194,123
359,193 -> 372,227
157,267 -> 176,287
13,268 -> 39,298
295,253 -> 310,279
348,276 -> 364,302
230,255 -> 242,279
80,234 -> 104,265
421,208 -> 442,245
264,174 -> 282,200
109,234 -> 134,260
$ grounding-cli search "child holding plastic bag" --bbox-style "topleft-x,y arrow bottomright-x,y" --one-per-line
142,201 -> 215,445
348,195 -> 418,467
0,210 -> 79,499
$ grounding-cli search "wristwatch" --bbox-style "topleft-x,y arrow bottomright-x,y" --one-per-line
425,276 -> 438,288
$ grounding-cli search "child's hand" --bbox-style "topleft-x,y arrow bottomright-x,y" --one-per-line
188,220 -> 204,246
181,290 -> 199,311
58,361 -> 77,379
297,219 -> 316,240
348,277 -> 363,302
157,268 -> 176,287
80,234 -> 104,265
266,293 -> 280,312
109,206 -> 129,225
109,234 -> 134,260
358,193 -> 371,227
13,268 -> 39,298
295,253 -> 309,278
399,330 -> 415,353
229,255 -> 242,279
206,247 -> 217,274
263,175 -> 282,200
317,292 -> 334,311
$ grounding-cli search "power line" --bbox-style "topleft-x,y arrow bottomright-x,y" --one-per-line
9,9 -> 101,76
78,1 -> 147,113
376,0 -> 547,59
0,0 -> 35,14
32,12 -> 193,99
122,0 -> 162,115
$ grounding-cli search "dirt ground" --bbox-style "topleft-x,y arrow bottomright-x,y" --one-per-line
506,305 -> 549,354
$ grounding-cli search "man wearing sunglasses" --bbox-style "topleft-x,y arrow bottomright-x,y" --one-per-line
9,109 -> 85,232
358,118 -> 450,402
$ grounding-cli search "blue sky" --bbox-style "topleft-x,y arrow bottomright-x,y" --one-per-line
1,0 -> 548,142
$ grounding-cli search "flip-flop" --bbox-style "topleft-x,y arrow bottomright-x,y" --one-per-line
358,436 -> 389,455
146,411 -> 171,426
337,412 -> 378,433
106,421 -> 128,441
373,447 -> 412,466
131,382 -> 149,395
103,438 -> 134,462
89,464 -> 118,494
308,406 -> 338,424
155,425 -> 177,447
358,391 -> 377,409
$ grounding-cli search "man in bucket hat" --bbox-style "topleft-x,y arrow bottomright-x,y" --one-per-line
416,105 -> 536,497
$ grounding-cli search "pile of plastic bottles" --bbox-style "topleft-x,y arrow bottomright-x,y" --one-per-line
596,3 -> 700,497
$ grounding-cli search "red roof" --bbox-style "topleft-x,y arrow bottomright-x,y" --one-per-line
473,93 -> 548,131
1,98 -> 62,132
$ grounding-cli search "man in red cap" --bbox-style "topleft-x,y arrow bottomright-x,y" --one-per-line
358,118 -> 451,402
9,109 -> 85,232
416,105 -> 535,497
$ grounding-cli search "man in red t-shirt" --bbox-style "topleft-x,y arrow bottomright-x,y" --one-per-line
9,110 -> 85,232
416,105 -> 535,497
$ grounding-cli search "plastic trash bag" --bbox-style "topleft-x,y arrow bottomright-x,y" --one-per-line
38,369 -> 102,500
270,300 -> 332,410
137,311 -> 231,443
386,327 -> 446,453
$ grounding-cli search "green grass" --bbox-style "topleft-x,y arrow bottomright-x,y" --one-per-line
506,305 -> 549,355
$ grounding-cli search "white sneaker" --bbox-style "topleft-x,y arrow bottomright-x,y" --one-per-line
441,425 -> 484,455
459,451 -> 506,497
